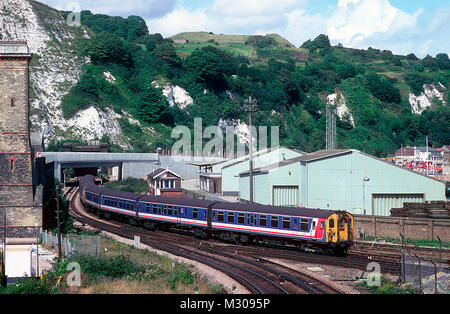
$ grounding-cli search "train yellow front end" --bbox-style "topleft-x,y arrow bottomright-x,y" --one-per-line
326,211 -> 354,254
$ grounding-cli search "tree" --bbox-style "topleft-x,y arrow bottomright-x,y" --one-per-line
364,74 -> 401,104
407,53 -> 418,61
312,34 -> 331,50
185,46 -> 233,83
85,32 -> 131,66
421,55 -> 438,70
134,87 -> 167,123
126,16 -> 149,41
154,43 -> 182,68
435,53 -> 450,70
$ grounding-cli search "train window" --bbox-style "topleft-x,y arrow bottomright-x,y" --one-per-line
193,209 -> 198,219
145,204 -> 150,213
259,215 -> 267,227
339,220 -> 344,229
168,206 -> 173,216
312,221 -> 316,230
329,219 -> 335,228
238,213 -> 245,224
251,215 -> 255,225
300,219 -> 309,231
320,221 -> 325,229
217,211 -> 224,222
227,212 -> 234,223
271,216 -> 279,228
180,208 -> 184,216
174,208 -> 178,216
213,211 -> 217,221
282,217 -> 290,229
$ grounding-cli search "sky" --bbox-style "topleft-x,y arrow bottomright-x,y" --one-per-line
40,0 -> 450,57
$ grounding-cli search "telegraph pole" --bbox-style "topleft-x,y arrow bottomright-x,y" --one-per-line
244,96 -> 258,203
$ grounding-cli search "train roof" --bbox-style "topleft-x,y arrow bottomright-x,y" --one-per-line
80,175 -> 339,217
211,202 -> 336,218
140,195 -> 215,208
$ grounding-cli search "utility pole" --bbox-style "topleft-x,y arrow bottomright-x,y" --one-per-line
56,184 -> 62,259
326,99 -> 337,150
244,96 -> 258,203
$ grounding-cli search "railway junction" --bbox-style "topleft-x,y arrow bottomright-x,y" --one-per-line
53,186 -> 448,294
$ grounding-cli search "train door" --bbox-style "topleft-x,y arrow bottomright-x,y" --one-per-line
337,214 -> 349,242
248,214 -> 256,230
309,219 -> 317,238
291,218 -> 299,236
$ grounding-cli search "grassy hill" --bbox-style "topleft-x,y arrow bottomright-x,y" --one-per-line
171,31 -> 307,64
49,9 -> 449,157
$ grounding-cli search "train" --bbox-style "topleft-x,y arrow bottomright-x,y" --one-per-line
79,175 -> 354,255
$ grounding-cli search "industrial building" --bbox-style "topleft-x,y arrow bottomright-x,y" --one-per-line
197,147 -> 304,196
239,149 -> 446,216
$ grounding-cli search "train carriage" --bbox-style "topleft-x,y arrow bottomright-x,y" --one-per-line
79,175 -> 354,255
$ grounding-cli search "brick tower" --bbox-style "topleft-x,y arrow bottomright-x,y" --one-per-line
0,42 -> 41,234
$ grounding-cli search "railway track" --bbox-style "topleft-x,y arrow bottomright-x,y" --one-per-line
351,241 -> 450,264
66,186 -> 404,278
68,188 -> 344,294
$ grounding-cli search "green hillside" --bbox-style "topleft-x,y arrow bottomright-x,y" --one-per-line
54,10 -> 449,156
170,32 -> 306,64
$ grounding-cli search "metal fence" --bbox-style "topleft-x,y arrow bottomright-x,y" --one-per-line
40,231 -> 100,258
400,234 -> 449,294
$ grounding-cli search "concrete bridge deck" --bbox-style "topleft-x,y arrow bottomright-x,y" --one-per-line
37,152 -> 226,182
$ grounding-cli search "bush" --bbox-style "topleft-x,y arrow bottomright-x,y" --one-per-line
71,254 -> 146,280
0,277 -> 57,294
104,178 -> 149,194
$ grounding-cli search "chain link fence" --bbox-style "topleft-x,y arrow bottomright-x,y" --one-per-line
400,234 -> 450,294
40,231 -> 100,258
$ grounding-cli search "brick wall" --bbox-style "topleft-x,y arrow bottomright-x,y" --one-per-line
0,44 -> 41,235
354,215 -> 450,242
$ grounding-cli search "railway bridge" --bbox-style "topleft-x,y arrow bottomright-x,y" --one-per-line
37,152 -> 225,183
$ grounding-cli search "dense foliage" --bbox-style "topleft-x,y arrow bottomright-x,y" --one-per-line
58,10 -> 450,157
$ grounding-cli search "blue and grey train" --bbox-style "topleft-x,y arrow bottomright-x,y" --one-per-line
79,175 -> 354,254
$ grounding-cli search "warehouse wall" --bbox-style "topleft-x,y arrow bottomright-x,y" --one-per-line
306,151 -> 446,215
240,161 -> 301,205
223,147 -> 303,196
